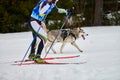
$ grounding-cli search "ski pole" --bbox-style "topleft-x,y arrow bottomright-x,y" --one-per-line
44,12 -> 71,58
20,27 -> 41,65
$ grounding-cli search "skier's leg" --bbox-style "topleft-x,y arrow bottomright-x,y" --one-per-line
30,21 -> 47,44
31,32 -> 37,53
34,39 -> 48,63
30,21 -> 48,63
35,39 -> 44,58
28,32 -> 37,59
34,28 -> 48,63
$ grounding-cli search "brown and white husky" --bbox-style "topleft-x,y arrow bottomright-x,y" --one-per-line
44,27 -> 88,53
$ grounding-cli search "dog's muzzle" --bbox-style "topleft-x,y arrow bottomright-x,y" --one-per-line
81,34 -> 88,40
82,35 -> 85,40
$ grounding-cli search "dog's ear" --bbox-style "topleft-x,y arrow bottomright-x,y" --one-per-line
77,27 -> 79,30
79,27 -> 84,32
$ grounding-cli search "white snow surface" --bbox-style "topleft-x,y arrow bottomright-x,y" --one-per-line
0,26 -> 120,80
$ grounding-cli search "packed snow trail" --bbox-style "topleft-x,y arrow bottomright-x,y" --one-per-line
0,26 -> 120,80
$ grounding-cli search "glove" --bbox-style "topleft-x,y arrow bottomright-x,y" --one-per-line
67,7 -> 74,15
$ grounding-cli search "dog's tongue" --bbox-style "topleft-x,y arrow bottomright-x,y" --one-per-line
82,35 -> 85,40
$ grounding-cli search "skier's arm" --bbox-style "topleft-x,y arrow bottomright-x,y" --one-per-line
53,6 -> 67,15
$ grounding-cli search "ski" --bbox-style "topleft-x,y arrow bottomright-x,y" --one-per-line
14,55 -> 80,63
12,61 -> 87,66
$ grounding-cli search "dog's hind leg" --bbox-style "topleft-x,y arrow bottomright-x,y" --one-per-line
71,42 -> 83,52
60,43 -> 66,53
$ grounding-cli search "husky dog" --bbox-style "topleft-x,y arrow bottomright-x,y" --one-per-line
45,27 -> 88,53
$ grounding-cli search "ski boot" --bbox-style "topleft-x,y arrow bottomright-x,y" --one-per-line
34,54 -> 47,63
28,53 -> 35,60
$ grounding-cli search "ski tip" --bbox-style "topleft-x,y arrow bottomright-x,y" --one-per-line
77,55 -> 80,57
12,64 -> 22,66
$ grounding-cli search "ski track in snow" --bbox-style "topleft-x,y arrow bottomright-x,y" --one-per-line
0,26 -> 120,80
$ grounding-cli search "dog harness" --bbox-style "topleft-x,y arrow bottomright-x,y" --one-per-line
61,30 -> 76,41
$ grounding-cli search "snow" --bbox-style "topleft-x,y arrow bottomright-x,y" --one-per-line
0,26 -> 120,80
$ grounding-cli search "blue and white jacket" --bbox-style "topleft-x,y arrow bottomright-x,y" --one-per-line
31,0 -> 67,21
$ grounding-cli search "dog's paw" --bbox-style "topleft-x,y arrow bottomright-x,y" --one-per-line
52,50 -> 57,54
80,50 -> 83,52
53,52 -> 57,54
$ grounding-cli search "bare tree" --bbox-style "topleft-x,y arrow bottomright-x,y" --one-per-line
94,0 -> 103,26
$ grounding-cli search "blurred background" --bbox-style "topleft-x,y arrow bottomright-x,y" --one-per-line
0,0 -> 120,33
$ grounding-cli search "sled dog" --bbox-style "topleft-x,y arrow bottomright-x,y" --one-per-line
45,27 -> 88,53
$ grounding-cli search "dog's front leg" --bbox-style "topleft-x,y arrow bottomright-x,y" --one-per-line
51,47 -> 57,54
60,43 -> 66,53
45,42 -> 56,54
71,42 -> 83,52
45,43 -> 50,53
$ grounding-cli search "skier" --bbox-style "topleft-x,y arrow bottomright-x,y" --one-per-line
28,0 -> 70,63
